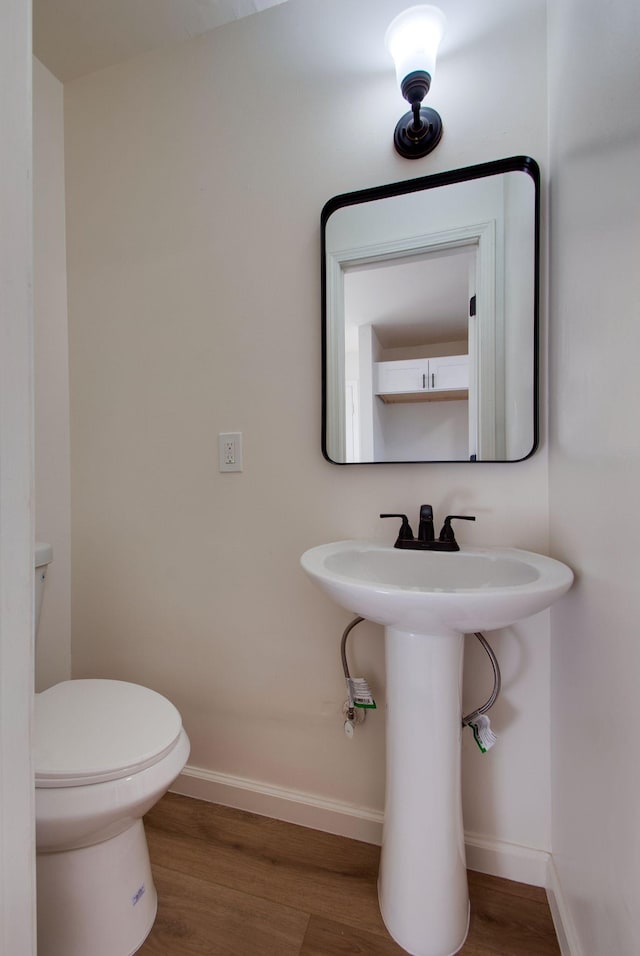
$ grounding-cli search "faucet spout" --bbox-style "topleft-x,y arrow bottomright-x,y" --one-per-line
418,504 -> 435,543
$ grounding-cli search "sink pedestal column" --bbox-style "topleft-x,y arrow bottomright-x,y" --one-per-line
378,627 -> 469,956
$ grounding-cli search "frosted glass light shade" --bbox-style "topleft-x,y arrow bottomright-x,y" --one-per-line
385,5 -> 446,88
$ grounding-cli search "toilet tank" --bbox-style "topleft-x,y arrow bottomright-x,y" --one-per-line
35,542 -> 53,636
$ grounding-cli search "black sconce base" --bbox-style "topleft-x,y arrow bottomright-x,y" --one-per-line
393,107 -> 443,159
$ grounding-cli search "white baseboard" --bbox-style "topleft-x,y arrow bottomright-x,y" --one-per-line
171,764 -> 385,845
546,857 -> 583,956
464,830 -> 551,887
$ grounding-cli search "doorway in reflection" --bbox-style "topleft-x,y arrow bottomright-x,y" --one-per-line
344,245 -> 476,461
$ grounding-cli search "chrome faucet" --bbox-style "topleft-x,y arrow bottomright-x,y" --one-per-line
380,506 -> 476,552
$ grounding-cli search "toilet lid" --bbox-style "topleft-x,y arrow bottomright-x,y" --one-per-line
35,679 -> 183,787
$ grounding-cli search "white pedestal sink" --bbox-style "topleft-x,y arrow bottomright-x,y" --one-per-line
300,541 -> 573,956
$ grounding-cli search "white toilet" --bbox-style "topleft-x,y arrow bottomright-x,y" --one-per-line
34,543 -> 190,956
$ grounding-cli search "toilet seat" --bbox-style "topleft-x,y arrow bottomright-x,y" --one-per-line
35,679 -> 183,788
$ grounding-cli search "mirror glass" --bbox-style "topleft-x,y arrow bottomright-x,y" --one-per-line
321,157 -> 539,463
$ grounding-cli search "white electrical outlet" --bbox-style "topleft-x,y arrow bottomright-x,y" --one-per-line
218,432 -> 243,472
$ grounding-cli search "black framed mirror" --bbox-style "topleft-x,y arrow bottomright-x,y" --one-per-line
321,156 -> 539,464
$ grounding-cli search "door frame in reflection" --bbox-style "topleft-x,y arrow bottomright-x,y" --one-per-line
325,221 -> 500,462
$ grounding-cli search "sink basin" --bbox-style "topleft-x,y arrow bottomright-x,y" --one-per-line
301,540 -> 574,634
301,539 -> 573,956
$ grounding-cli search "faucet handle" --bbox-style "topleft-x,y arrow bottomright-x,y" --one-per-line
439,515 -> 476,546
380,514 -> 415,542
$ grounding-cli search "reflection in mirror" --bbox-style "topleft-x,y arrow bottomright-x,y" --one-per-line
321,157 -> 539,464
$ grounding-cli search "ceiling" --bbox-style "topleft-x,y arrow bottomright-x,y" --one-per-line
33,0 -> 290,82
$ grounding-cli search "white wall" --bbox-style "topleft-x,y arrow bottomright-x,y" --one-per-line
547,0 -> 640,952
64,0 -> 552,863
0,0 -> 36,950
377,399 -> 469,461
33,58 -> 72,691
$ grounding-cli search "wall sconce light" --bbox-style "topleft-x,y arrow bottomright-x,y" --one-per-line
385,5 -> 446,159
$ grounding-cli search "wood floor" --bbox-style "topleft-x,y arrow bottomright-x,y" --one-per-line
138,793 -> 560,956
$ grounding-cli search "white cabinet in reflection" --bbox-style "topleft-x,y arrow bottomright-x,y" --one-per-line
375,355 -> 469,401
